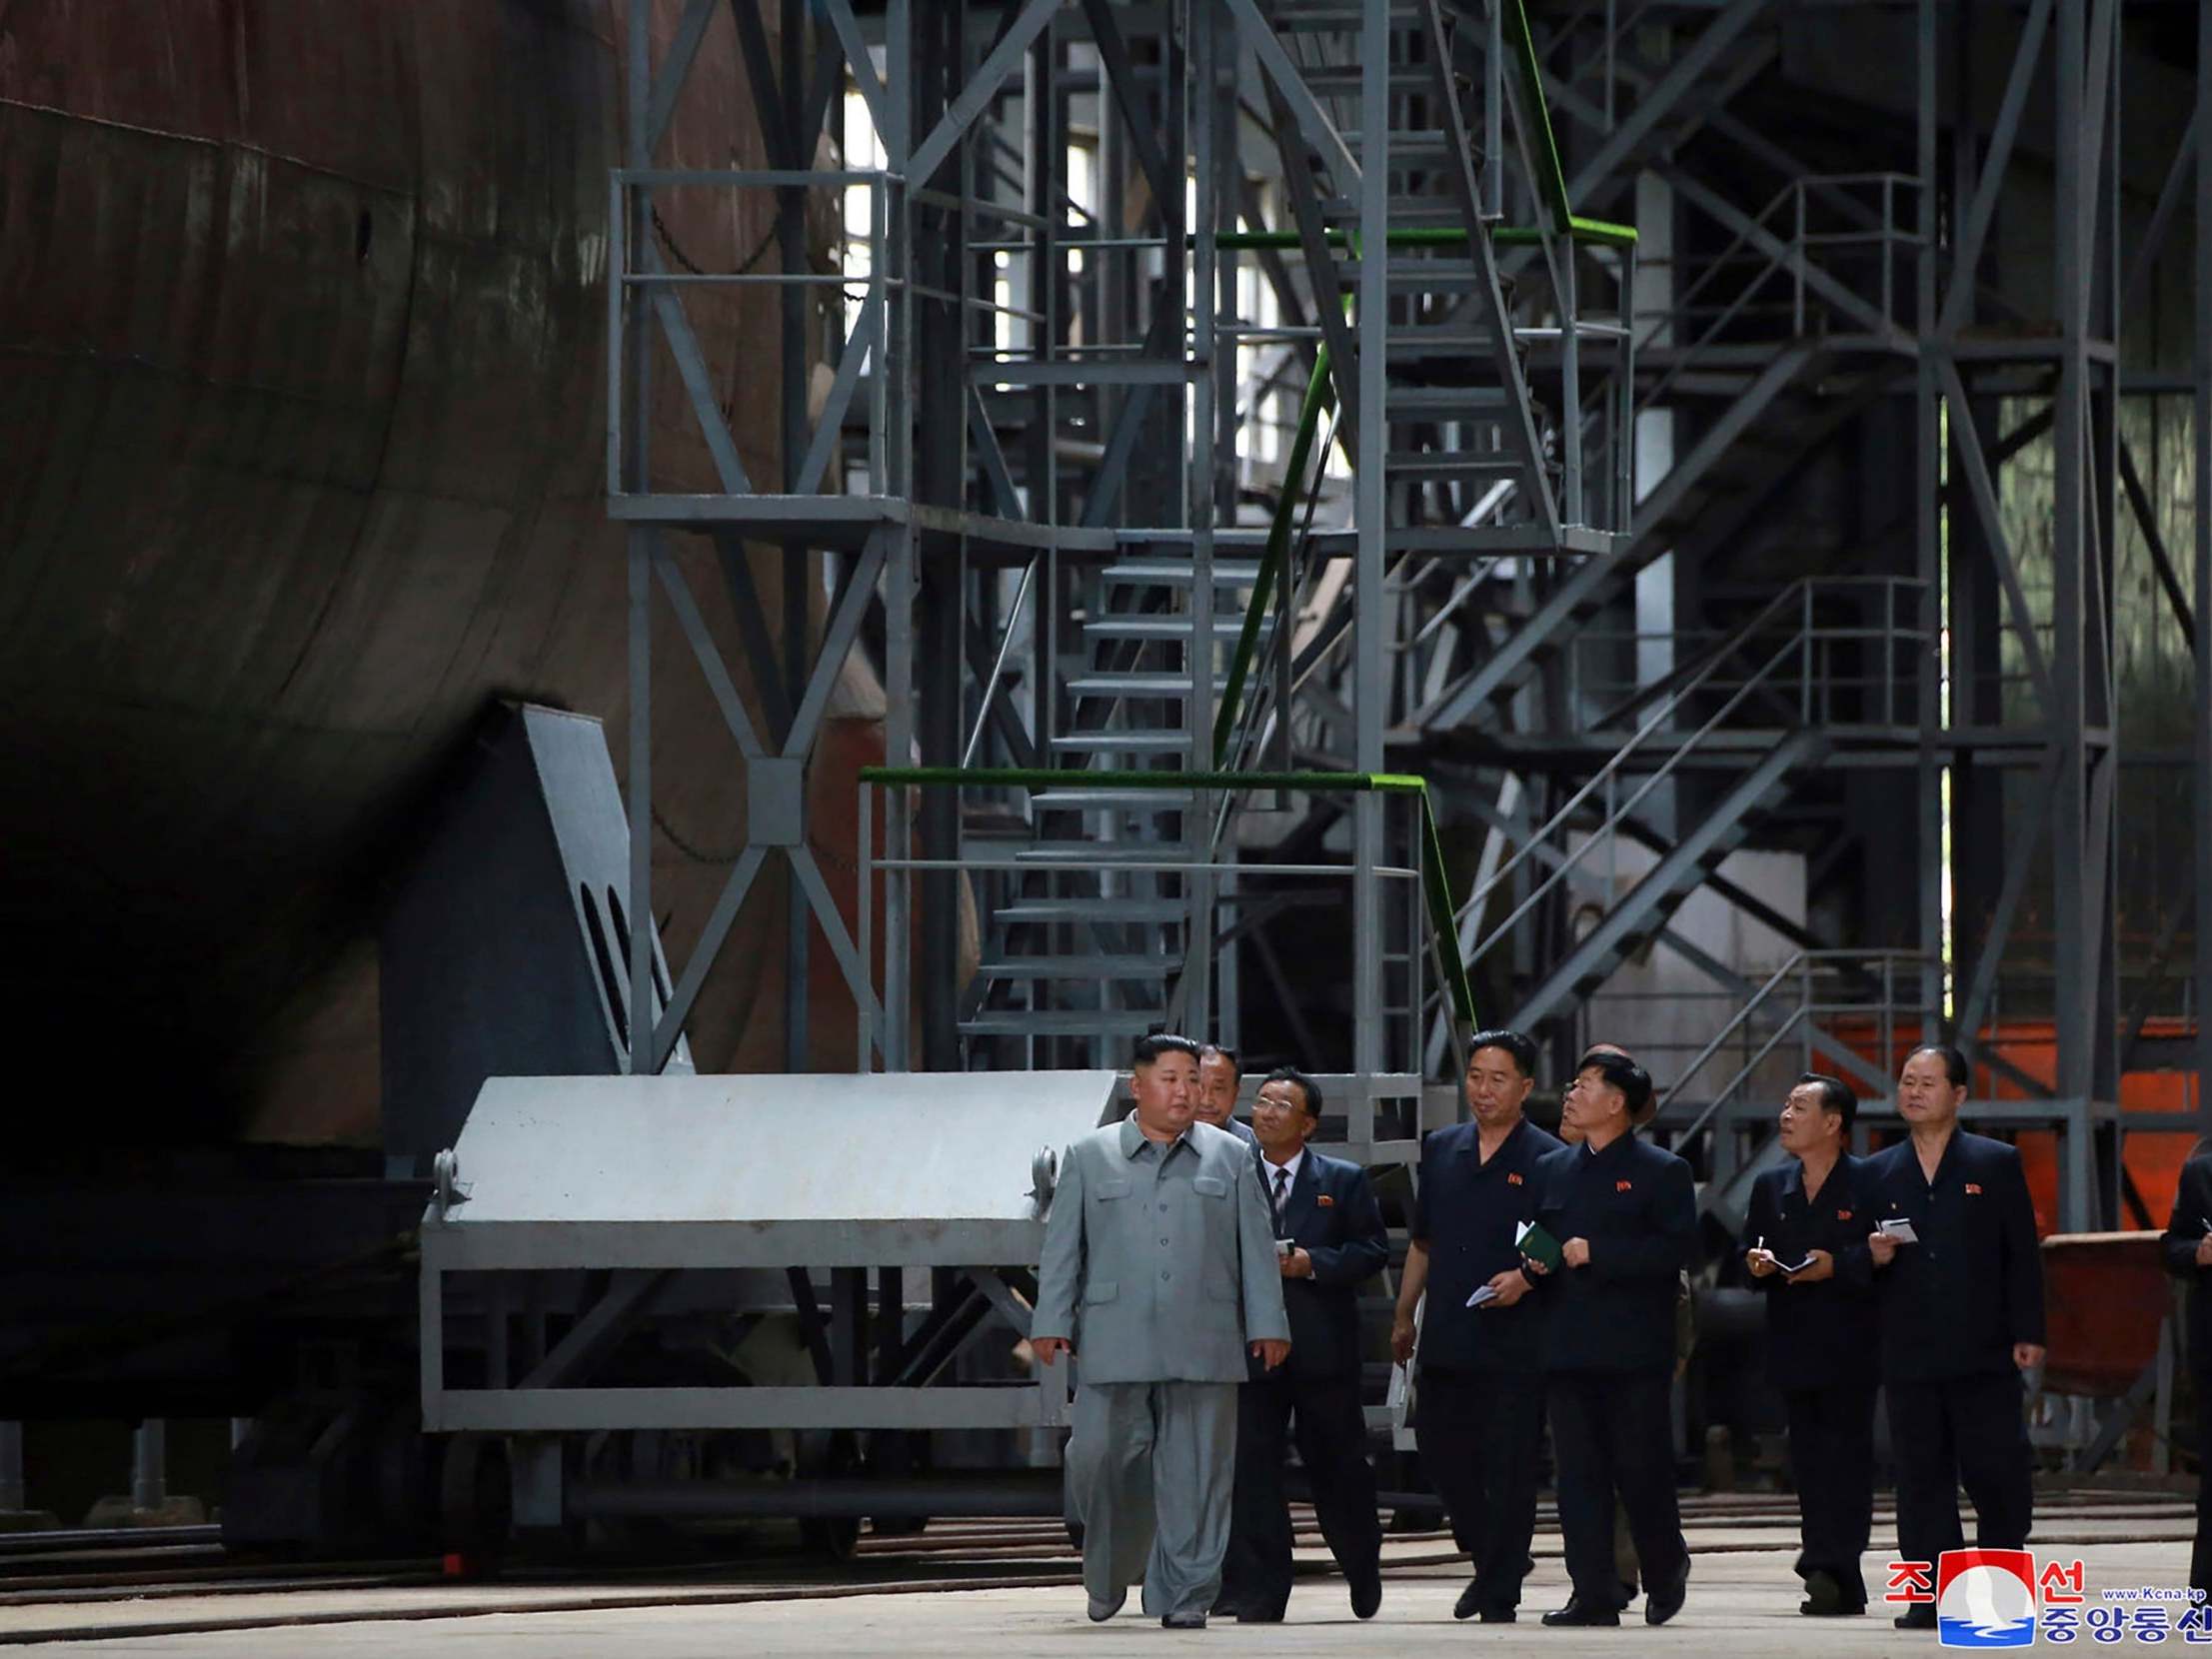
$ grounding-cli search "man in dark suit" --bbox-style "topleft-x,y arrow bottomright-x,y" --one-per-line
1524,1049 -> 1695,1628
1389,1026 -> 1561,1622
1744,1073 -> 1879,1616
1218,1067 -> 1388,1623
2161,1142 -> 2212,1597
1196,1043 -> 1257,1148
1862,1043 -> 2044,1633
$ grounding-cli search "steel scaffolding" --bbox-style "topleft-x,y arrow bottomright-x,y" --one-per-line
608,0 -> 2209,1232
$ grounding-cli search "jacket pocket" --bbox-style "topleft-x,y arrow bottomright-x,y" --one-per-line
1095,1179 -> 1131,1201
1192,1175 -> 1228,1198
1084,1280 -> 1119,1304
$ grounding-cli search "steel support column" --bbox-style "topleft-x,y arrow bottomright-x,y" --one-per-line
2197,0 -> 2212,1135
1349,0 -> 1391,1138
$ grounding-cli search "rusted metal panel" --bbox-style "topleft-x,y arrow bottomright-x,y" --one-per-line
0,3 -> 851,1149
2040,1230 -> 2169,1397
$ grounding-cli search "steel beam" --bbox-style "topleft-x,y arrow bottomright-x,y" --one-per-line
657,555 -> 767,761
1350,0 -> 1389,1101
1937,358 -> 2056,712
1222,0 -> 1360,195
1936,0 -> 2053,337
2199,0 -> 2212,1136
909,0 -> 1067,187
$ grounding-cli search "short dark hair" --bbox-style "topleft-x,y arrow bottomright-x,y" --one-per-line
1794,1071 -> 1858,1133
1132,1032 -> 1201,1067
1261,1065 -> 1322,1118
1907,1043 -> 1969,1088
1576,1050 -> 1653,1118
1197,1042 -> 1240,1076
1467,1028 -> 1537,1077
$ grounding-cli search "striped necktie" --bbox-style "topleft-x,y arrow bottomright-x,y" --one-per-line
1272,1163 -> 1290,1228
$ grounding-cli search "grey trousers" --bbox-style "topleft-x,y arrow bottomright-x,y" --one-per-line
1067,1379 -> 1239,1617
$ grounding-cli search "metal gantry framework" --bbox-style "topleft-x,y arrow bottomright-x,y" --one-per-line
607,1 -> 2209,1233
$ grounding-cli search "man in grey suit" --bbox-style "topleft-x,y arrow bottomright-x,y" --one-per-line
1034,1033 -> 1292,1630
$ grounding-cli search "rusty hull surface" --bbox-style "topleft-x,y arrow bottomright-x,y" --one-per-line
0,2 -> 875,1152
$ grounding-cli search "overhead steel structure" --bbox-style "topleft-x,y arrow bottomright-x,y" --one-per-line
607,0 -> 2209,1232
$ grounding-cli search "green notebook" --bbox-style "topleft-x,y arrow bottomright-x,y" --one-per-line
1515,1218 -> 1564,1270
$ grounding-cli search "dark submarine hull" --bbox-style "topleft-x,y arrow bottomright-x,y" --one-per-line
0,1 -> 875,1158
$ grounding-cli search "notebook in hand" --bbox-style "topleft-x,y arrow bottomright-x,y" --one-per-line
1773,1252 -> 1820,1275
1465,1283 -> 1500,1307
1514,1218 -> 1564,1270
1878,1217 -> 1919,1243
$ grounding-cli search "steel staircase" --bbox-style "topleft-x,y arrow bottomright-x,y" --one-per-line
957,544 -> 1274,1060
954,0 -> 1615,1064
1251,0 -> 1613,547
1437,579 -> 1924,1045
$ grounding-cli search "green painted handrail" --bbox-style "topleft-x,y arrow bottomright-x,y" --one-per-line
1502,0 -> 1574,238
1214,220 -> 1636,252
1211,345 -> 1333,769
861,766 -> 1477,1028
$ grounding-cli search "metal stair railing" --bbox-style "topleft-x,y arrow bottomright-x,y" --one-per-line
1566,574 -> 1924,738
859,768 -> 1478,1081
1635,171 -> 1924,410
1457,579 -> 1846,970
1651,949 -> 1923,1149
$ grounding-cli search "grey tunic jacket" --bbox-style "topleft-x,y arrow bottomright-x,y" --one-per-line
1033,1112 -> 1292,1383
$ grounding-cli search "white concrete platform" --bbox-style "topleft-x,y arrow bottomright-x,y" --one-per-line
3,1501 -> 2195,1655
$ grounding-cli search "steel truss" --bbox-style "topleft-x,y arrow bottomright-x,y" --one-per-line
606,1 -> 2209,1235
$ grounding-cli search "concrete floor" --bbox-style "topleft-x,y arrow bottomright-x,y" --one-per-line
5,1505 -> 2195,1655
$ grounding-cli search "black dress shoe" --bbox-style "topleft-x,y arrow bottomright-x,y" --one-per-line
1800,1569 -> 1842,1615
1645,1563 -> 1688,1626
1542,1598 -> 1621,1627
1234,1607 -> 1282,1623
1801,1601 -> 1867,1617
1350,1567 -> 1382,1620
1087,1589 -> 1126,1622
1160,1611 -> 1207,1630
1479,1607 -> 1518,1623
1894,1604 -> 1938,1630
1453,1579 -> 1485,1620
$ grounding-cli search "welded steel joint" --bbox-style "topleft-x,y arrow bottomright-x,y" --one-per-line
748,758 -> 805,848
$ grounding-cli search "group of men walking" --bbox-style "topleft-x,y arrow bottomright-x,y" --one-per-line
1032,1027 -> 2050,1632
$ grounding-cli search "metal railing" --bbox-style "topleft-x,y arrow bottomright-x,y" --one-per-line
1563,575 -> 1928,736
1453,579 -> 1928,973
1634,172 -> 1923,406
857,768 -> 1475,1129
1649,950 -> 1926,1144
608,168 -> 900,505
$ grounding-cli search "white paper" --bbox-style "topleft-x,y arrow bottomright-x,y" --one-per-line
1878,1217 -> 1919,1243
1513,1220 -> 1534,1246
1465,1283 -> 1499,1308
1774,1254 -> 1819,1275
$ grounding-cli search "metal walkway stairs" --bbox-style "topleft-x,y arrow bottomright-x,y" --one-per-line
958,547 -> 1274,1059
1252,0 -> 1616,550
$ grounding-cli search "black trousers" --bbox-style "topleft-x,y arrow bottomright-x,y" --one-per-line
1220,1371 -> 1380,1616
1548,1368 -> 1687,1611
1783,1380 -> 1876,1604
1415,1364 -> 1544,1609
1885,1370 -> 2033,1572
